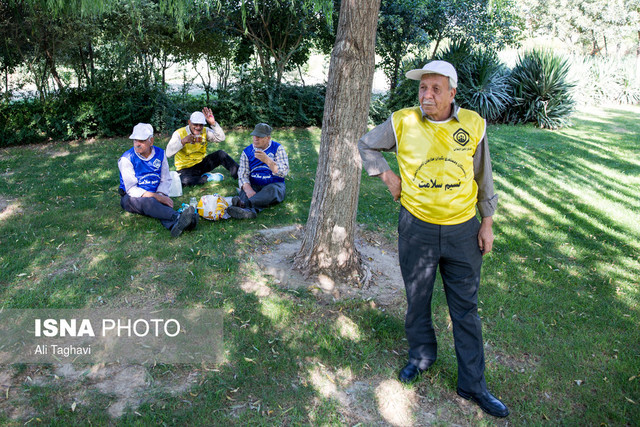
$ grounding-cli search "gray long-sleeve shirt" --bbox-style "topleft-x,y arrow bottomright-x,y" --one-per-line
358,104 -> 498,218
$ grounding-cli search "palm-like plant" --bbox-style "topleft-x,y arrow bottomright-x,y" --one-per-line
506,49 -> 575,129
386,40 -> 513,122
445,47 -> 512,123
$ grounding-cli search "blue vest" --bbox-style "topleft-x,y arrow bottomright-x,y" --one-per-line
244,141 -> 285,187
119,146 -> 165,193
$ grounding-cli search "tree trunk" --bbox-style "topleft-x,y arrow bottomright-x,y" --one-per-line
293,0 -> 381,280
88,41 -> 95,87
44,46 -> 64,91
636,31 -> 640,80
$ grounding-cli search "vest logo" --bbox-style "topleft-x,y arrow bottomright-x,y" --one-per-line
152,158 -> 162,169
453,129 -> 470,146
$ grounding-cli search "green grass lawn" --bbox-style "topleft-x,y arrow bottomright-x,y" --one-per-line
0,105 -> 639,425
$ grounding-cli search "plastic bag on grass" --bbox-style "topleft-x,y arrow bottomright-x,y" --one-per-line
197,194 -> 229,220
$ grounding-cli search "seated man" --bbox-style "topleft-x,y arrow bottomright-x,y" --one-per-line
166,107 -> 239,186
227,123 -> 289,219
118,123 -> 197,237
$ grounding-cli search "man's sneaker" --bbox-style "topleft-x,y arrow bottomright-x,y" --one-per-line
227,206 -> 257,219
171,206 -> 194,237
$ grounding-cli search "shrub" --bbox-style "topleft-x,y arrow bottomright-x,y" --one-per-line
505,49 -> 575,129
437,41 -> 513,123
0,80 -> 326,147
571,55 -> 640,106
0,99 -> 48,146
213,81 -> 326,128
380,40 -> 513,123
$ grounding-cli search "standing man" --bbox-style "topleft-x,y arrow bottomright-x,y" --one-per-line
358,61 -> 507,418
118,123 -> 197,237
227,123 -> 289,219
166,108 -> 239,186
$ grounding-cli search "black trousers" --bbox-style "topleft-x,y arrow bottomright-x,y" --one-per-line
178,150 -> 239,186
398,206 -> 487,394
120,195 -> 178,230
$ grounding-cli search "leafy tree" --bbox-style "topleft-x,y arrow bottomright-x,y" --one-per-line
221,0 -> 333,85
519,0 -> 639,56
420,0 -> 523,58
376,0 -> 522,93
375,0 -> 430,92
0,0 -> 25,97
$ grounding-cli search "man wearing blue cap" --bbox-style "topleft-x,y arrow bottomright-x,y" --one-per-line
118,123 -> 197,237
166,108 -> 239,186
358,61 -> 508,417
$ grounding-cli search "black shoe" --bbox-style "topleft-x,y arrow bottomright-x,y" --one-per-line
227,206 -> 257,219
398,363 -> 427,384
457,389 -> 509,418
171,206 -> 194,237
186,208 -> 199,231
231,196 -> 242,207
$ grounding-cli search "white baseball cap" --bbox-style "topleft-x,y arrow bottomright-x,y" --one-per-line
129,123 -> 154,140
405,60 -> 458,88
189,111 -> 207,124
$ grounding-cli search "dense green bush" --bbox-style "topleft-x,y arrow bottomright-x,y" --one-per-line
0,81 -> 326,146
0,99 -> 49,145
571,56 -> 640,106
213,81 -> 326,128
0,82 -> 171,146
505,49 -> 575,129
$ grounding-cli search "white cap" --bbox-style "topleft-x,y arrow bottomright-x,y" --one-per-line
189,111 -> 207,124
405,60 -> 458,88
129,123 -> 154,140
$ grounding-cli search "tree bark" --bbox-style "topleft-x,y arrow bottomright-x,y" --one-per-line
293,0 -> 381,280
88,40 -> 95,87
636,31 -> 640,80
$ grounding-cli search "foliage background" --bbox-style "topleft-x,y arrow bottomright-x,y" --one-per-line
2,0 -> 639,147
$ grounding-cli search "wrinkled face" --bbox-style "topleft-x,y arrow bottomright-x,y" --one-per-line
418,74 -> 456,121
188,120 -> 204,135
133,137 -> 153,158
252,135 -> 271,150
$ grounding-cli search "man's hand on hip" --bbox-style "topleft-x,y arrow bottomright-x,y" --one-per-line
378,170 -> 402,201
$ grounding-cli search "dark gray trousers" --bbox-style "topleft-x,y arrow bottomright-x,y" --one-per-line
121,195 -> 178,230
398,206 -> 487,394
238,182 -> 286,214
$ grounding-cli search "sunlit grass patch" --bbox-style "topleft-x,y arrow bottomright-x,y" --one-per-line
0,107 -> 639,424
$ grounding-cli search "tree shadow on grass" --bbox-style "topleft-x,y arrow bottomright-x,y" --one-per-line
1,113 -> 639,424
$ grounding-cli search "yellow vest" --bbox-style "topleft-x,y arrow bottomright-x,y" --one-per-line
392,106 -> 485,225
174,127 -> 208,170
